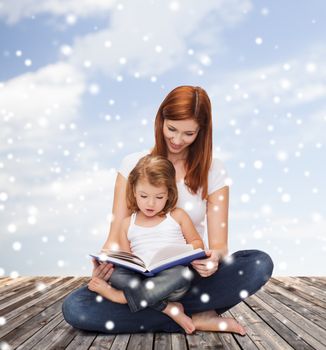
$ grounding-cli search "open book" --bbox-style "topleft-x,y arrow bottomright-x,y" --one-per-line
89,244 -> 206,276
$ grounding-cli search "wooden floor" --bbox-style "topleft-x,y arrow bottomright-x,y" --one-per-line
0,277 -> 325,350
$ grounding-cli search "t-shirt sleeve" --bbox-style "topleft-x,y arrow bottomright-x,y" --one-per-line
118,151 -> 148,179
207,158 -> 229,195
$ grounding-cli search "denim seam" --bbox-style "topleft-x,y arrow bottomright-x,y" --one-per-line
123,287 -> 141,313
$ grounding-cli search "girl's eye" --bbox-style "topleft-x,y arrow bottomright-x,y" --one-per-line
156,197 -> 163,199
140,195 -> 147,198
168,127 -> 175,132
186,133 -> 194,136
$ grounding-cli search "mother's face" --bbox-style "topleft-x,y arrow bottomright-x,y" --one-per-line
163,118 -> 200,154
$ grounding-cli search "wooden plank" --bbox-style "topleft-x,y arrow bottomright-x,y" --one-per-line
25,317 -> 79,350
229,301 -> 294,349
88,334 -> 116,350
5,278 -> 87,349
110,334 -> 130,350
15,313 -> 69,350
296,277 -> 326,291
63,329 -> 97,350
171,333 -> 187,350
254,289 -> 326,350
154,333 -> 172,350
273,277 -> 326,304
186,331 -> 224,349
0,276 -> 30,287
126,333 -> 154,350
0,277 -> 14,286
0,276 -> 81,327
0,277 -> 53,302
0,278 -> 85,338
0,277 -> 66,311
299,277 -> 326,289
265,280 -> 326,325
270,278 -> 326,310
0,276 -> 36,294
245,294 -> 316,350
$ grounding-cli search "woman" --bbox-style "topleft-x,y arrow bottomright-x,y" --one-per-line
62,85 -> 274,334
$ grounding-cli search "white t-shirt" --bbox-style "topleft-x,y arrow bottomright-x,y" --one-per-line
118,150 -> 228,247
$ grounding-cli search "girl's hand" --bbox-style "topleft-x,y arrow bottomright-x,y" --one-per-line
91,258 -> 114,281
191,250 -> 219,277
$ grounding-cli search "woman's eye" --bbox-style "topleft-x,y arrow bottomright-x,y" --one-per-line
156,197 -> 163,199
140,195 -> 147,198
186,133 -> 194,136
168,128 -> 175,132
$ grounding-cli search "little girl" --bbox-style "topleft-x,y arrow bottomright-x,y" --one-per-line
88,155 -> 245,335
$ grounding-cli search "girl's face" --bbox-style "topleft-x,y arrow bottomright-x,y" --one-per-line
163,118 -> 200,155
134,180 -> 168,217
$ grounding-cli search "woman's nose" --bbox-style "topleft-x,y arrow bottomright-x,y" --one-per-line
173,134 -> 182,144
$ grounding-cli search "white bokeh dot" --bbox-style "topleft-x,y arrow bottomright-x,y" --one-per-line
200,293 -> 210,303
13,242 -> 22,251
140,300 -> 148,308
105,320 -> 115,330
240,290 -> 249,299
255,37 -> 263,45
0,316 -> 6,326
145,281 -> 155,290
8,224 -> 17,233
218,321 -> 228,331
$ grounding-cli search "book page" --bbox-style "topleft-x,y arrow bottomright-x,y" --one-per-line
97,250 -> 146,268
149,244 -> 194,265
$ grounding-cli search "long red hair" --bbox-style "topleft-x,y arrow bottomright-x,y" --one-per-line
150,86 -> 213,199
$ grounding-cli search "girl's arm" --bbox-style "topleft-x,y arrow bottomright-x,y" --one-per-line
206,186 -> 229,258
171,208 -> 204,249
101,173 -> 131,251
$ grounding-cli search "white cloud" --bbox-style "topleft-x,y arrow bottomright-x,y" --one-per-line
68,0 -> 252,78
0,0 -> 117,24
210,45 -> 326,115
0,62 -> 85,150
0,62 -> 85,123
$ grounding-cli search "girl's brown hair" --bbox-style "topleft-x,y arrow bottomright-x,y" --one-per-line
126,155 -> 178,216
151,85 -> 213,199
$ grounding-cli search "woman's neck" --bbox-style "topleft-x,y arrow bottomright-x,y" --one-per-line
167,149 -> 188,165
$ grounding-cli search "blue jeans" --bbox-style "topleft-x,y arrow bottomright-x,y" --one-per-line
110,265 -> 193,312
62,249 -> 273,333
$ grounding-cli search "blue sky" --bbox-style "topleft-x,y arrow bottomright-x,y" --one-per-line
0,0 -> 325,277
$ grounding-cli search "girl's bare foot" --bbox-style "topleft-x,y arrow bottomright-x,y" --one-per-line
192,310 -> 246,336
162,302 -> 195,334
88,277 -> 127,304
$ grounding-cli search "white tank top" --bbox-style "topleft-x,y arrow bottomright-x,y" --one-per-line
128,211 -> 187,265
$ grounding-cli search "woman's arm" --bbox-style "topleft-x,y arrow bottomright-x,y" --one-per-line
101,173 -> 131,251
190,186 -> 229,277
171,208 -> 204,249
206,186 -> 229,258
117,217 -> 132,253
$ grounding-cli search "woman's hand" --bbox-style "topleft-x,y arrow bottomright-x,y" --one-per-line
191,250 -> 219,277
91,258 -> 114,281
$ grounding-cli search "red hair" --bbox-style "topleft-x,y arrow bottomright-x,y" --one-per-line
151,86 -> 213,199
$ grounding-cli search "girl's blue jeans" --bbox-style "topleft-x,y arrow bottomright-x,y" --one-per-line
110,265 -> 193,312
62,249 -> 274,333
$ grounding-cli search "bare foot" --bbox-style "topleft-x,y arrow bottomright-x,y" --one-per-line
88,277 -> 127,304
162,302 -> 195,334
192,310 -> 246,336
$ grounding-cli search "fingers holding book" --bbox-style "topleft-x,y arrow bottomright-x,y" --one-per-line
92,258 -> 114,281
